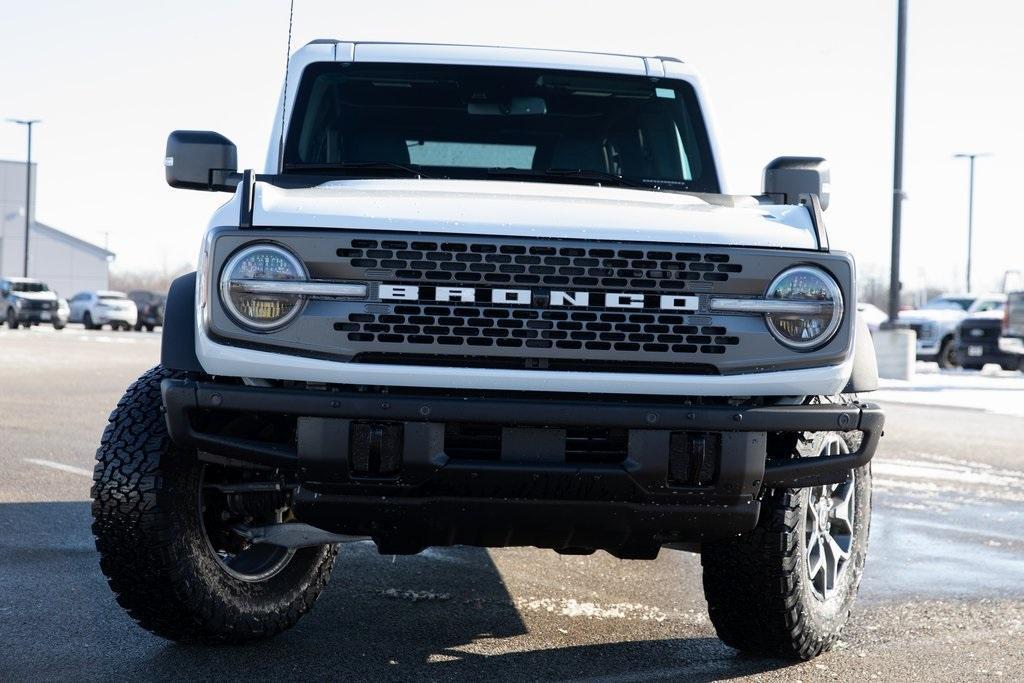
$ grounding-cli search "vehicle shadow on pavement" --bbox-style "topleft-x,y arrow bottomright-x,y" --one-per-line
0,501 -> 794,681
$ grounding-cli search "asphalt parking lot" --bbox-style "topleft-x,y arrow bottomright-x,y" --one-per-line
1,326 -> 1022,681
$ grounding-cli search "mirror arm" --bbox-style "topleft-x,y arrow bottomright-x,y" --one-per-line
799,193 -> 830,252
210,169 -> 243,193
238,170 -> 255,228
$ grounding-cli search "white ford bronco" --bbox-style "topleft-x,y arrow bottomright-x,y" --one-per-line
91,41 -> 883,659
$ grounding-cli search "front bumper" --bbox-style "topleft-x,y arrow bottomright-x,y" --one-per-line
955,340 -> 1019,366
14,308 -> 60,324
161,379 -> 882,556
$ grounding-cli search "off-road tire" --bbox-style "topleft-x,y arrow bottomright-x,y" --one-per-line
91,365 -> 338,644
701,430 -> 871,660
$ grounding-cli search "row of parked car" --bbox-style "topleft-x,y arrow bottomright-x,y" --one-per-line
859,292 -> 1022,371
0,277 -> 164,332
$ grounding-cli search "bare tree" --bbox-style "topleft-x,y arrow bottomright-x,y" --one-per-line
109,263 -> 191,296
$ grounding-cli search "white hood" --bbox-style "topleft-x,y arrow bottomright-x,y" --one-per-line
11,291 -> 57,302
249,178 -> 819,249
899,308 -> 968,325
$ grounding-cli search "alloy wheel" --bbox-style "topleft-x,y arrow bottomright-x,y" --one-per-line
804,435 -> 856,601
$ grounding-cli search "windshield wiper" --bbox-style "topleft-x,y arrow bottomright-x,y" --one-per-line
283,162 -> 432,179
486,167 -> 647,189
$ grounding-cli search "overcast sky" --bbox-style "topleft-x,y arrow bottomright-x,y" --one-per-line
1,0 -> 1021,293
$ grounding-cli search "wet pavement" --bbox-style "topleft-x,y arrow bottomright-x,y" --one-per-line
1,327 -> 1022,681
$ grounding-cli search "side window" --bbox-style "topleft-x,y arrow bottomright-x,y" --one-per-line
977,299 -> 1004,312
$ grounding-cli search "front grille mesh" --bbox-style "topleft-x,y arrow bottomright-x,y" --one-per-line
338,239 -> 741,291
336,304 -> 740,355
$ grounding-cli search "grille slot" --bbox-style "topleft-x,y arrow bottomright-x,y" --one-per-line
334,239 -> 740,290
443,424 -> 628,464
336,304 -> 740,355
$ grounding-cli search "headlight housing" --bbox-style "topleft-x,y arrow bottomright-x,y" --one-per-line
219,244 -> 306,330
764,266 -> 844,350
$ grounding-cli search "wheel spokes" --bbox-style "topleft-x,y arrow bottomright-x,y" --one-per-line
804,435 -> 857,602
807,538 -> 825,584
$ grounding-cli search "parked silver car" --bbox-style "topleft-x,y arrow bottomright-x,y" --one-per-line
67,290 -> 138,330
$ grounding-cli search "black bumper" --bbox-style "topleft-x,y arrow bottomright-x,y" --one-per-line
161,379 -> 883,556
954,341 -> 1019,368
15,311 -> 57,323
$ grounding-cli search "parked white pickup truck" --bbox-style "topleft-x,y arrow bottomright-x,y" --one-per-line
90,40 -> 883,660
899,293 -> 1006,368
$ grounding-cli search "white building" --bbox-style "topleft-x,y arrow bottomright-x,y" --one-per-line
0,159 -> 113,298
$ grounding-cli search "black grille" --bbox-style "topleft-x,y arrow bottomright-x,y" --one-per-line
337,239 -> 741,290
443,424 -> 628,464
351,353 -> 719,374
336,304 -> 740,355
907,323 -> 934,340
960,321 -> 1000,342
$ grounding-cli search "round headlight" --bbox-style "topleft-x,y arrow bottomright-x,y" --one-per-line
764,266 -> 843,350
219,244 -> 306,330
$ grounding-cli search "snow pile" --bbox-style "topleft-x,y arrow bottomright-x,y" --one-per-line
873,365 -> 1024,416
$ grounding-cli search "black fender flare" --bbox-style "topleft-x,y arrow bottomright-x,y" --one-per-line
161,271 -> 203,373
843,314 -> 879,393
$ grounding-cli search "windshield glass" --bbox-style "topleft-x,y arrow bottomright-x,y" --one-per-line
99,293 -> 128,301
283,63 -> 719,192
11,281 -> 49,293
924,297 -> 973,311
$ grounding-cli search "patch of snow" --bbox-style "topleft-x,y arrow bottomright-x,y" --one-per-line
873,365 -> 1024,416
513,596 -> 669,622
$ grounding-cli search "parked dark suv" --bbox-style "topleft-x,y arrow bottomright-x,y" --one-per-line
127,290 -> 165,331
1,277 -> 68,330
955,309 -> 1022,371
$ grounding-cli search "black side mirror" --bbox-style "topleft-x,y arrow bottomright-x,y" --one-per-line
165,130 -> 239,192
763,157 -> 830,210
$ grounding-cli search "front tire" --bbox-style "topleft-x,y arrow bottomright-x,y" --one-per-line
91,366 -> 338,644
7,308 -> 19,329
701,431 -> 871,660
937,337 -> 957,369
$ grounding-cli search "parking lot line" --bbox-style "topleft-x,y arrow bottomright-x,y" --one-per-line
23,458 -> 93,478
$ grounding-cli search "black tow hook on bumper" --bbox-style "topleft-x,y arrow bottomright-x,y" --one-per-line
161,379 -> 883,490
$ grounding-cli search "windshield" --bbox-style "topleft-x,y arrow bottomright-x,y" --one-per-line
283,63 -> 719,192
924,297 -> 974,311
11,281 -> 50,293
99,293 -> 128,301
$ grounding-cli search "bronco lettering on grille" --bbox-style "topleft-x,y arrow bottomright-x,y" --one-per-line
379,284 -> 699,311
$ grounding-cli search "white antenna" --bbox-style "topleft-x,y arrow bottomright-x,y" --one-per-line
277,0 -> 296,171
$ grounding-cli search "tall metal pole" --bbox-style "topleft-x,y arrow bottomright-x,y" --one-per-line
886,0 -> 908,326
954,152 -> 989,293
7,118 -> 41,277
966,155 -> 974,292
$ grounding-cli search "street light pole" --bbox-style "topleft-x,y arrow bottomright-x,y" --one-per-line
7,118 -> 41,277
886,0 -> 909,326
953,152 -> 990,293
